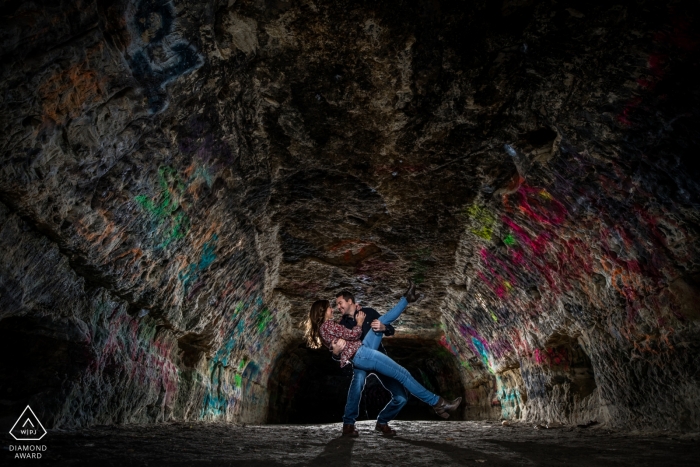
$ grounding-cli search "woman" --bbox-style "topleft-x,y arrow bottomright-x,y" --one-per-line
306,294 -> 462,419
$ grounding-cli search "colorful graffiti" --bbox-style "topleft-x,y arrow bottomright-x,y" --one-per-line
200,270 -> 285,420
135,166 -> 191,248
178,233 -> 218,294
448,69 -> 700,420
38,44 -> 107,125
127,0 -> 204,113
84,296 -> 179,422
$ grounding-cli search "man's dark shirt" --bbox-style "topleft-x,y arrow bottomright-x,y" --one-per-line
332,307 -> 394,361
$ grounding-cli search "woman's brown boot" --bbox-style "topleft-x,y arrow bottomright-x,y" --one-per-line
404,280 -> 423,303
432,396 -> 462,419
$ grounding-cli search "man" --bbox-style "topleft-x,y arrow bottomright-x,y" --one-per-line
331,284 -> 420,437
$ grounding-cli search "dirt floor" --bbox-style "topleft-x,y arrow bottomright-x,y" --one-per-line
3,420 -> 699,466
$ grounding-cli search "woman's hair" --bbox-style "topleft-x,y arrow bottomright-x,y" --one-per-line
305,299 -> 330,349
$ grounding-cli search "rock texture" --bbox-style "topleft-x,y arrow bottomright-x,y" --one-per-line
3,420 -> 699,466
0,0 -> 699,430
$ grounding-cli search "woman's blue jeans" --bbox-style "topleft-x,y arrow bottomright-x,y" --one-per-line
352,297 -> 440,406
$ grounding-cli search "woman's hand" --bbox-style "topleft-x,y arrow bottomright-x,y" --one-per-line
355,311 -> 366,326
331,338 -> 346,355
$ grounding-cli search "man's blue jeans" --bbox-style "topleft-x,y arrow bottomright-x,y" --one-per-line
342,368 -> 408,425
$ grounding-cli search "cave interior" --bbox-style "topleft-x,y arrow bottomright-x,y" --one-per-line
1,0 -> 700,441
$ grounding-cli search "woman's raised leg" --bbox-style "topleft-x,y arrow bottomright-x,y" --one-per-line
352,345 -> 439,406
361,297 -> 408,350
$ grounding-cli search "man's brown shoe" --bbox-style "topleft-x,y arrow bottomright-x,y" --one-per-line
342,424 -> 359,437
375,422 -> 396,436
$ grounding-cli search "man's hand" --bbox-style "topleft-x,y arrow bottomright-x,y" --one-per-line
371,319 -> 386,332
355,311 -> 366,325
331,338 -> 347,356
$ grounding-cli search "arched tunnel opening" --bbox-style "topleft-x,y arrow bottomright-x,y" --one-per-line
267,338 -> 466,424
2,0 -> 700,464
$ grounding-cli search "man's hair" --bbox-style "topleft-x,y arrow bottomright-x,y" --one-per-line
335,290 -> 355,303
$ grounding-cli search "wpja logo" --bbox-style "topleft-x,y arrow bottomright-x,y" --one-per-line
8,406 -> 47,459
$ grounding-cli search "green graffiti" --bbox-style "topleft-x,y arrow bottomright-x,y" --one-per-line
234,374 -> 242,388
503,233 -> 516,246
256,308 -> 273,333
466,203 -> 495,241
490,310 -> 498,322
135,166 -> 191,247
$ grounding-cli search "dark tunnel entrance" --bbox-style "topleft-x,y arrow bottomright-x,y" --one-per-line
267,338 -> 466,424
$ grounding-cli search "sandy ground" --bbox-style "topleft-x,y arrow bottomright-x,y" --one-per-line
3,420 -> 699,466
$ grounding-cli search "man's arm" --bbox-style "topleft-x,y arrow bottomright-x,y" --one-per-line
363,307 -> 394,335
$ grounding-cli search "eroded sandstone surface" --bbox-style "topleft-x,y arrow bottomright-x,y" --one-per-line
3,421 -> 700,466
0,0 -> 699,431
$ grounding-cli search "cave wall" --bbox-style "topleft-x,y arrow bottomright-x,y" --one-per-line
0,0 -> 294,427
1,0 -> 699,430
438,2 -> 700,429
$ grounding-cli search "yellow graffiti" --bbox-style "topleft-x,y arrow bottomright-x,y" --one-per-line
466,203 -> 496,241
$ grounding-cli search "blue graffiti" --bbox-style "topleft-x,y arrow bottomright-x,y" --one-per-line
471,337 -> 491,371
179,234 -> 218,293
127,0 -> 203,113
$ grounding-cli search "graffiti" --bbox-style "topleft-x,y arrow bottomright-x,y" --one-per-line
86,298 -> 179,419
533,347 -> 570,369
126,0 -> 203,113
255,308 -> 273,334
497,386 -> 524,419
200,275 -> 284,420
448,126 -> 699,397
466,203 -> 496,241
178,233 -> 218,294
38,45 -> 107,125
505,185 -> 567,226
135,166 -> 191,248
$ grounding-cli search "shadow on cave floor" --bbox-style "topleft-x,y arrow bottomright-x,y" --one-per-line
3,420 -> 698,466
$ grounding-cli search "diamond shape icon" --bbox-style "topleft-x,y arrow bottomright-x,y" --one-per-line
9,406 -> 47,441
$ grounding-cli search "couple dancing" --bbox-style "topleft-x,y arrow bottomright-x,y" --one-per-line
307,281 -> 462,437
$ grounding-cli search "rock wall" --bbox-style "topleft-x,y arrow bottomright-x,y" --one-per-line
1,0 -> 699,430
438,1 -> 700,429
0,0 -> 294,427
